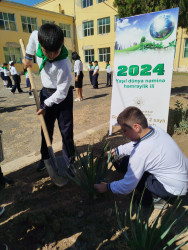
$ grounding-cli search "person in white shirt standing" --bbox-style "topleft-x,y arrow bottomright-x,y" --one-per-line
92,61 -> 99,89
3,63 -> 12,89
88,61 -> 94,85
94,106 -> 188,209
72,52 -> 84,101
10,62 -> 23,94
22,23 -> 74,172
0,63 -> 6,86
105,61 -> 112,87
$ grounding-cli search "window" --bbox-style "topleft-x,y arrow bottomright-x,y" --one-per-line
98,47 -> 110,61
98,0 -> 106,3
184,39 -> 188,58
84,49 -> 94,62
3,47 -> 22,63
59,23 -> 71,38
42,20 -> 55,25
82,0 -> 93,8
68,50 -> 72,62
83,21 -> 94,37
21,16 -> 37,33
114,15 -> 119,31
98,17 -> 110,34
0,12 -> 16,31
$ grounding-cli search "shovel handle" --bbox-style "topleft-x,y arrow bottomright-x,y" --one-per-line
19,38 -> 52,148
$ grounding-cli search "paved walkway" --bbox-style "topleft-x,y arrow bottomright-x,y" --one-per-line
0,71 -> 112,170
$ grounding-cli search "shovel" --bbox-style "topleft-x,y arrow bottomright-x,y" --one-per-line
19,39 -> 68,187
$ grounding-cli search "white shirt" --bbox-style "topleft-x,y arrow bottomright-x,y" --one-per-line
94,65 -> 99,74
26,30 -> 73,107
25,72 -> 29,79
110,126 -> 188,196
10,66 -> 19,75
0,67 -> 3,73
88,65 -> 94,71
74,60 -> 83,75
106,64 -> 112,73
4,68 -> 9,76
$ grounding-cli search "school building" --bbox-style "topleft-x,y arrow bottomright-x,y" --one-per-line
36,0 -> 188,72
0,0 -> 188,72
0,0 -> 74,72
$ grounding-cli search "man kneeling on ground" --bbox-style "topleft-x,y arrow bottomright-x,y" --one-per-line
94,106 -> 188,209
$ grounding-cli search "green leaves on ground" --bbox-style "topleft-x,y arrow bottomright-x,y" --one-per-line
115,190 -> 188,249
66,143 -> 112,198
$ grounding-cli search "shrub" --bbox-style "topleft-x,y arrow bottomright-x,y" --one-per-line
66,143 -> 112,198
173,100 -> 188,134
115,190 -> 188,249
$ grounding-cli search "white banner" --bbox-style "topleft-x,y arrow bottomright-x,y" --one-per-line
110,8 -> 179,134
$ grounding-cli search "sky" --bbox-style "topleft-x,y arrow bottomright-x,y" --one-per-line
7,0 -> 43,6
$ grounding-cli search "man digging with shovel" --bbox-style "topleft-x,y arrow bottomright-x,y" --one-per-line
22,24 -> 75,182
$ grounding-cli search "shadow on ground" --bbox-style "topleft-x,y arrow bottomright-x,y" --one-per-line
0,130 -> 187,249
171,86 -> 188,96
0,104 -> 35,113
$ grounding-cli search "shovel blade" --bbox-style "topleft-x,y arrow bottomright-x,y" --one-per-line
44,156 -> 68,187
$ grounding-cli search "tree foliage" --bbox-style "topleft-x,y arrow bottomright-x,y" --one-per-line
113,0 -> 188,28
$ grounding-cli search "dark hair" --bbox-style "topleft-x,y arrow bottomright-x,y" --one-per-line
106,61 -> 109,64
4,63 -> 8,66
72,52 -> 80,60
117,106 -> 148,128
38,23 -> 64,52
10,62 -> 14,66
89,61 -> 92,64
94,60 -> 98,63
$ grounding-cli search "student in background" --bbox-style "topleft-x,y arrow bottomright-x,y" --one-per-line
105,61 -> 112,87
0,63 -> 6,86
3,63 -> 12,89
24,69 -> 33,98
10,62 -> 23,94
72,52 -> 84,101
92,61 -> 99,89
88,61 -> 94,85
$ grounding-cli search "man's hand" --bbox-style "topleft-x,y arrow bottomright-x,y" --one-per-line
106,148 -> 116,158
94,182 -> 108,193
37,108 -> 46,115
22,58 -> 32,69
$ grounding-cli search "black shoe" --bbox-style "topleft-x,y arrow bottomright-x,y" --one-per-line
37,160 -> 46,172
152,195 -> 168,210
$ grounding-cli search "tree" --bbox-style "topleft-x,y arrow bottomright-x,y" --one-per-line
113,0 -> 188,29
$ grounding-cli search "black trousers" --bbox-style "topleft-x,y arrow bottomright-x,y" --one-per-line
5,76 -> 12,88
40,87 -> 74,165
11,75 -> 22,93
107,73 -> 111,86
1,72 -> 4,81
89,71 -> 93,85
92,74 -> 99,89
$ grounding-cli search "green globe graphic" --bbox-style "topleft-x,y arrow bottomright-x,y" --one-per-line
150,14 -> 175,41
